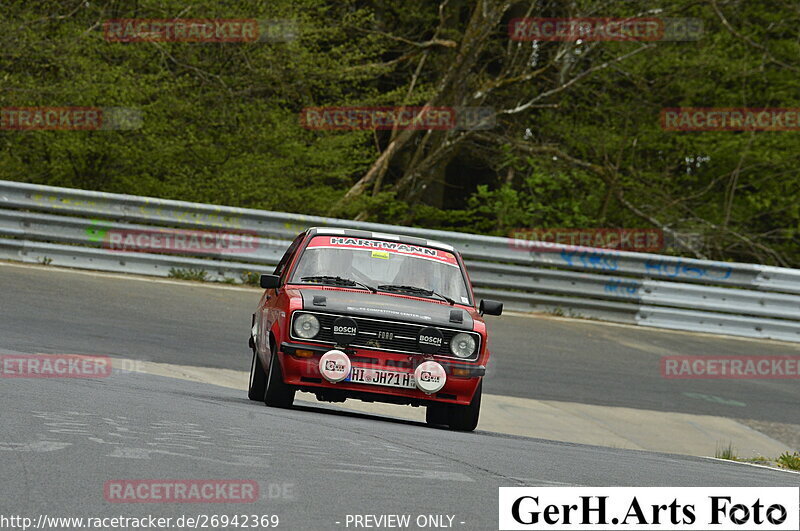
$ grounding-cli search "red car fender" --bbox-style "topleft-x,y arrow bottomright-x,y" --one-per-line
267,289 -> 304,375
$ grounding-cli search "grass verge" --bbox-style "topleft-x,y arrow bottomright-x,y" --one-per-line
715,442 -> 800,471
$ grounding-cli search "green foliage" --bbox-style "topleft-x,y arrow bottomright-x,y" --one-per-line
715,442 -> 737,461
1,0 -> 798,266
777,451 -> 800,471
406,167 -> 606,236
168,268 -> 209,282
239,270 -> 261,286
717,449 -> 800,470
0,0 -> 378,214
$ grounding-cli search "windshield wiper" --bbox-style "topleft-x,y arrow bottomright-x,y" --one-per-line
377,284 -> 455,305
300,275 -> 376,293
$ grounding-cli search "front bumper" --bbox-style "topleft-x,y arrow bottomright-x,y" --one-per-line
280,341 -> 484,406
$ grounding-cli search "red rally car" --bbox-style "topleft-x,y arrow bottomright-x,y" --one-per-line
247,227 -> 503,431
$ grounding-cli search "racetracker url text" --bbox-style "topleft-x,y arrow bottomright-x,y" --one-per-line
0,514 -> 280,530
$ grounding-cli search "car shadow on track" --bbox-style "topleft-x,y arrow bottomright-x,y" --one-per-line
169,382 -> 455,432
284,401 -> 458,432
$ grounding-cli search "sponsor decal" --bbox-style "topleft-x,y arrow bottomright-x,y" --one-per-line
414,361 -> 446,394
104,479 -> 258,503
308,236 -> 458,266
417,327 -> 444,355
419,335 -> 443,346
332,316 -> 358,345
661,356 -> 800,379
661,108 -> 800,132
319,350 -> 351,383
345,307 -> 433,321
499,487 -> 798,530
0,354 -> 111,378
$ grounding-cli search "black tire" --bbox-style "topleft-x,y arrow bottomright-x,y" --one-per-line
248,348 -> 267,401
447,381 -> 482,432
264,347 -> 295,408
425,404 -> 449,426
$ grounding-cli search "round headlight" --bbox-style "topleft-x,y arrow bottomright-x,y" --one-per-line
450,333 -> 476,358
293,313 -> 320,339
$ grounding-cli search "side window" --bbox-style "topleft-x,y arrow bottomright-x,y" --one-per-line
273,232 -> 306,279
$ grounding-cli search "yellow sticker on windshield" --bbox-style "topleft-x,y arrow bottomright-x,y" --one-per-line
371,250 -> 390,259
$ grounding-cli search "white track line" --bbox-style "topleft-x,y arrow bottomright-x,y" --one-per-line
701,456 -> 800,476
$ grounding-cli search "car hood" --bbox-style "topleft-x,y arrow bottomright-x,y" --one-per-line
299,288 -> 474,330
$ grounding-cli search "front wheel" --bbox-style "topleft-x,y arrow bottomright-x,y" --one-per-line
248,348 -> 267,401
425,404 -> 448,426
264,348 -> 295,408
447,381 -> 482,432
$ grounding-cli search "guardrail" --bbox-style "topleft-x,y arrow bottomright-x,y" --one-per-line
1,180 -> 799,343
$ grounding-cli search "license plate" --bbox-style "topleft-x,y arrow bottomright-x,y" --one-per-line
346,367 -> 416,389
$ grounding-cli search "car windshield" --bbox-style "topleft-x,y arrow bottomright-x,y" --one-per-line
290,235 -> 471,305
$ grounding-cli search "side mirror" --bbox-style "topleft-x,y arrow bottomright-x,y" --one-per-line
260,274 -> 281,289
479,299 -> 503,316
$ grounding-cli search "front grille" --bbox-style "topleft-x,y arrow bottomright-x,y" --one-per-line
290,311 -> 480,361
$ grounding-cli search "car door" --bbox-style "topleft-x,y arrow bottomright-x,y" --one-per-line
257,231 -> 306,360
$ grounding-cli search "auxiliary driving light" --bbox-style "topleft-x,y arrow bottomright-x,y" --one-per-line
319,349 -> 351,383
414,361 -> 446,394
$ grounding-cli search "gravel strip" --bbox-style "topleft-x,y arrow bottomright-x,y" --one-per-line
738,418 -> 800,453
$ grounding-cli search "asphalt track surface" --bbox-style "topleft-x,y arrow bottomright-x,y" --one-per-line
2,264 -> 798,424
2,370 -> 798,530
1,264 -> 799,530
